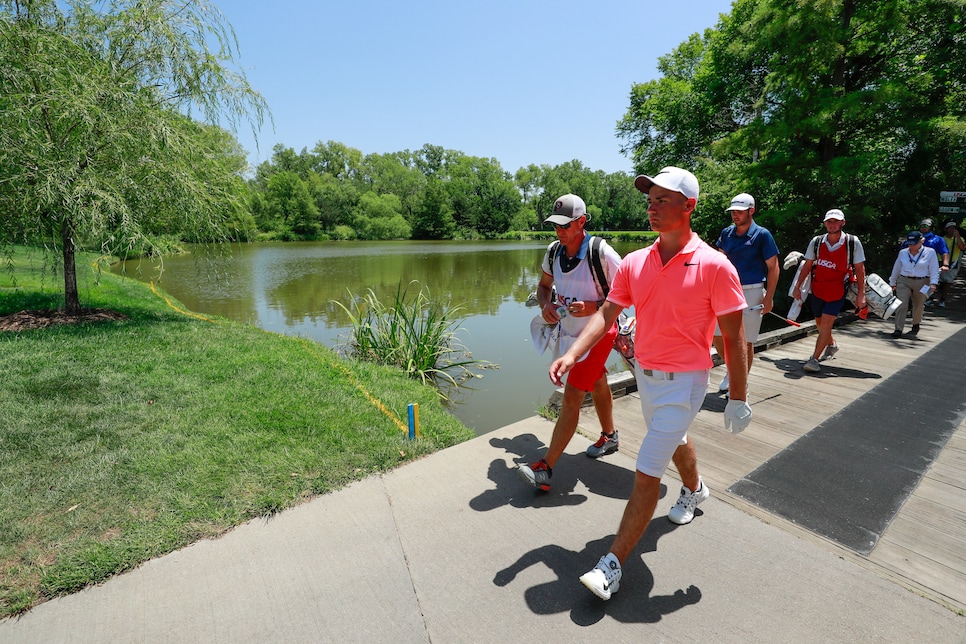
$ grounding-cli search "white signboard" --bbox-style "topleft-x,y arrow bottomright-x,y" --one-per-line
939,191 -> 966,221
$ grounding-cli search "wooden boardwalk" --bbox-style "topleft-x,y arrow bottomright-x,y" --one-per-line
577,302 -> 966,614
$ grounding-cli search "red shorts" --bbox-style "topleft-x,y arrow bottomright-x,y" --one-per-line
566,323 -> 619,392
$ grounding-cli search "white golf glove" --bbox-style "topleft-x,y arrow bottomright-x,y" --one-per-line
723,400 -> 752,434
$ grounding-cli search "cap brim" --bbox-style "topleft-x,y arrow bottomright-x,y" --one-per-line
544,214 -> 576,225
635,173 -> 697,201
634,175 -> 654,193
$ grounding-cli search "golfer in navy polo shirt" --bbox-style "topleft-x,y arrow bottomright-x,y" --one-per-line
712,193 -> 780,395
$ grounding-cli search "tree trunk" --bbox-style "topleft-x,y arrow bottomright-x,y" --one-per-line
61,218 -> 81,315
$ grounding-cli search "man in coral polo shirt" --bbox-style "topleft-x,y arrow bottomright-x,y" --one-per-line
548,166 -> 752,600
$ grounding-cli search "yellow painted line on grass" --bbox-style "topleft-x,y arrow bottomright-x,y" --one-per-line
149,282 -> 219,323
296,338 -> 409,434
149,281 -> 408,434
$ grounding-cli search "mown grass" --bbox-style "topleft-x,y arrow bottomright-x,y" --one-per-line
0,247 -> 474,617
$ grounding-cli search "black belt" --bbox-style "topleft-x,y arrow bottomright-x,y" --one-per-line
900,274 -> 928,279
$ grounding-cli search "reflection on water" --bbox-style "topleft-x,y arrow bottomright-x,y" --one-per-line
114,240 -> 640,435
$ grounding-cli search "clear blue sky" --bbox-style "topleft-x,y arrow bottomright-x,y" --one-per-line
215,0 -> 734,176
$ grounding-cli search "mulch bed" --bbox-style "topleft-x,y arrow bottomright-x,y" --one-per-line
0,309 -> 129,332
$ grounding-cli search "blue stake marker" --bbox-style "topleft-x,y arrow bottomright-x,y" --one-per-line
407,403 -> 418,440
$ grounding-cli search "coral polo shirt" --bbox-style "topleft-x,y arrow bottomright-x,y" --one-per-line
608,232 -> 746,371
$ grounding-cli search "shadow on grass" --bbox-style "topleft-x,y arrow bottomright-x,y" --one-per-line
0,291 -> 64,314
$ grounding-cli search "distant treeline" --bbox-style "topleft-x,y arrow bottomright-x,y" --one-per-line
243,142 -> 650,242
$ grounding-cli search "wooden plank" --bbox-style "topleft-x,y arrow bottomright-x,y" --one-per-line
869,541 -> 966,609
887,496 -> 966,541
904,478 -> 966,516
874,525 -> 966,578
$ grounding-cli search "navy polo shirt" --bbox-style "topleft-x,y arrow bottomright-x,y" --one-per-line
715,221 -> 780,285
902,231 -> 949,257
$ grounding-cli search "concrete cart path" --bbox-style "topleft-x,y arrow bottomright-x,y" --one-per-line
2,421 -> 963,642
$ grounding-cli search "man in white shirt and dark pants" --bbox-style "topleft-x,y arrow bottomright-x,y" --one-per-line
889,230 -> 940,338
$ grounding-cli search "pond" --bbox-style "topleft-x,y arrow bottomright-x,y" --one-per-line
114,240 -> 645,435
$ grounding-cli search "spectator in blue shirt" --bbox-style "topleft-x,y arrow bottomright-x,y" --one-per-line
712,193 -> 780,394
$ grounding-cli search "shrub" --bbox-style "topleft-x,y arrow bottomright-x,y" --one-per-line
332,282 -> 492,396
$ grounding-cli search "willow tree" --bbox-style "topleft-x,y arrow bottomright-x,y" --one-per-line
0,0 -> 269,313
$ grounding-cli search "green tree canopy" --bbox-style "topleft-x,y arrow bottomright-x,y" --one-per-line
263,171 -> 318,240
411,177 -> 456,240
307,172 -> 359,232
352,192 -> 410,240
311,140 -> 364,182
618,0 -> 966,267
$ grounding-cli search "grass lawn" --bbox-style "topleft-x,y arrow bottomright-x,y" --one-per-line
0,246 -> 475,617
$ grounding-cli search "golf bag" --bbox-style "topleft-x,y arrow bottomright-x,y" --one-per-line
847,272 -> 902,320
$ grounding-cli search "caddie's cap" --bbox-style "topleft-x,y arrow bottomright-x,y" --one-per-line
544,193 -> 590,225
907,230 -> 924,243
945,221 -> 958,229
634,166 -> 699,201
823,209 -> 845,222
726,193 -> 755,211
920,218 -> 934,227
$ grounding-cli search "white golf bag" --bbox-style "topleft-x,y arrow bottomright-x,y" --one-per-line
847,272 -> 902,320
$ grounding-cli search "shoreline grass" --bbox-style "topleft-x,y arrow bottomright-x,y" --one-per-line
500,230 -> 658,243
333,282 -> 494,393
0,247 -> 474,617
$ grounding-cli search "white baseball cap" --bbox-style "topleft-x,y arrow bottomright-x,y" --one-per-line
634,166 -> 699,201
544,193 -> 590,225
726,193 -> 755,211
823,209 -> 845,221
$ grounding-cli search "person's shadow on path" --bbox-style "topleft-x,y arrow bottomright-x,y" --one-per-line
493,530 -> 701,626
469,434 -> 647,512
758,354 -> 882,381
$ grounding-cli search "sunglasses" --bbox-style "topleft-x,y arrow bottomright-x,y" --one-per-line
553,221 -> 574,230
